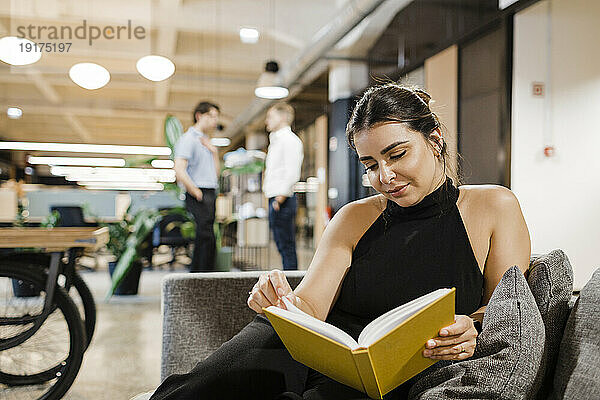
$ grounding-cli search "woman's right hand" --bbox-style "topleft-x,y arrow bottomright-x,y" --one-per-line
247,269 -> 298,314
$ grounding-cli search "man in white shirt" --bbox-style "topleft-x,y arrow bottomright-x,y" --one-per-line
263,103 -> 304,270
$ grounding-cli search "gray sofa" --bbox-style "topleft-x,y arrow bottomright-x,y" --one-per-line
156,251 -> 599,399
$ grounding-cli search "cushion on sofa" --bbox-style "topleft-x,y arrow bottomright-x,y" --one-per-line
527,249 -> 574,399
160,271 -> 305,381
408,266 -> 545,400
550,267 -> 600,399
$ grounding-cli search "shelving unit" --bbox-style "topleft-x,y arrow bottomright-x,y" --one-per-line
220,159 -> 269,271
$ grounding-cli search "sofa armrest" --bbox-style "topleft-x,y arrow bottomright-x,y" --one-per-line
160,271 -> 305,381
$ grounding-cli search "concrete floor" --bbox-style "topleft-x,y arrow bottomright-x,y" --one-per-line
65,268 -> 167,400
61,242 -> 314,399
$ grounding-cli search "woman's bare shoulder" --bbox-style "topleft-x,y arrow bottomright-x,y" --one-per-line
328,194 -> 386,244
458,184 -> 519,210
339,194 -> 386,219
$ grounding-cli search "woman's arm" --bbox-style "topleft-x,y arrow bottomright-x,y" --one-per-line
248,197 -> 383,320
424,186 -> 531,360
481,186 -> 531,304
470,187 -> 531,322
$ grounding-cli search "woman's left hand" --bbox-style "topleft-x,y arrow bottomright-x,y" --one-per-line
422,315 -> 478,361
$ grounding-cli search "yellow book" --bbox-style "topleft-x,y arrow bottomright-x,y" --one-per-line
264,288 -> 456,399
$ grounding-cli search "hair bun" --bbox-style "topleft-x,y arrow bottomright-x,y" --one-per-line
413,89 -> 432,106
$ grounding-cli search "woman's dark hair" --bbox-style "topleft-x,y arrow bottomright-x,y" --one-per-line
193,101 -> 220,123
346,83 -> 458,183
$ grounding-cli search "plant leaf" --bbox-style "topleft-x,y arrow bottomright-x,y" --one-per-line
164,115 -> 184,159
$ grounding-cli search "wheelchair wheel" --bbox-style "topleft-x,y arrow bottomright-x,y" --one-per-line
66,272 -> 96,349
0,263 -> 86,400
1,254 -> 96,350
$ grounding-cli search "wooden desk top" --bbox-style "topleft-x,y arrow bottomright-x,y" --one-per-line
0,227 -> 109,251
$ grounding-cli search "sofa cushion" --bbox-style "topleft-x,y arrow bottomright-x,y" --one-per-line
526,250 -> 574,399
408,266 -> 545,400
160,271 -> 305,381
550,267 -> 600,399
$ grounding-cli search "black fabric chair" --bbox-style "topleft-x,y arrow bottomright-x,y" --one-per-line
50,206 -> 98,271
153,208 -> 192,269
50,206 -> 97,227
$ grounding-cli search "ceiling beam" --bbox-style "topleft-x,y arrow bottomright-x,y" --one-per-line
0,0 -> 334,47
24,70 -> 61,104
23,69 -> 92,142
153,0 -> 181,109
0,102 -> 232,125
0,103 -> 185,119
63,113 -> 93,142
154,116 -> 164,146
0,73 -> 255,94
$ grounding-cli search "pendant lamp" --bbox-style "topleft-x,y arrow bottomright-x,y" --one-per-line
255,60 -> 288,99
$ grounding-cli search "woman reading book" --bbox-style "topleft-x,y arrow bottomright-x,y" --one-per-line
150,84 -> 531,399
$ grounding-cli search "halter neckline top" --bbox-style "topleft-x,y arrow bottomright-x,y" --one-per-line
383,177 -> 459,222
325,177 -> 484,340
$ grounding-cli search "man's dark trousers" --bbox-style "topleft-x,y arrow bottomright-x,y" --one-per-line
268,195 -> 297,270
185,189 -> 216,272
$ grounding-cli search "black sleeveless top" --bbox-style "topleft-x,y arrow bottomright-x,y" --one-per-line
325,178 -> 484,340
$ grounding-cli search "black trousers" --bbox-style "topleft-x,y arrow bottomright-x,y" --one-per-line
150,316 -> 418,400
185,189 -> 216,272
269,195 -> 298,270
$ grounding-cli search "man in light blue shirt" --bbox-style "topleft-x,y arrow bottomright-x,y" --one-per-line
174,102 -> 220,271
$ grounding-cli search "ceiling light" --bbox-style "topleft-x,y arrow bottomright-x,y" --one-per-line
69,63 -> 110,90
255,61 -> 288,99
65,173 -> 175,183
50,166 -> 176,177
0,141 -> 171,155
80,182 -> 164,191
50,166 -> 175,182
210,138 -> 231,147
0,37 -> 42,65
136,55 -> 175,82
28,156 -> 126,167
239,28 -> 259,44
7,107 -> 23,119
67,175 -> 158,183
151,159 -> 174,168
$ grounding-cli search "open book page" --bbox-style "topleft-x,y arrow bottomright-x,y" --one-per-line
265,297 -> 360,350
357,288 -> 452,347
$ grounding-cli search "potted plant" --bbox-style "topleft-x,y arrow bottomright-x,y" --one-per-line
214,219 -> 234,271
105,207 -> 161,298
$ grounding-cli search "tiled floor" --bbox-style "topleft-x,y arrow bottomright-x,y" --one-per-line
62,242 -> 314,399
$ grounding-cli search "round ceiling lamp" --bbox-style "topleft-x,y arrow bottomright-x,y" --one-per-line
255,61 -> 288,100
7,107 -> 23,119
136,55 -> 175,82
0,36 -> 42,66
69,63 -> 110,90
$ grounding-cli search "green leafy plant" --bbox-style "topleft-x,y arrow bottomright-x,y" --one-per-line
104,206 -> 198,299
40,210 -> 61,228
164,115 -> 184,159
105,207 -> 161,299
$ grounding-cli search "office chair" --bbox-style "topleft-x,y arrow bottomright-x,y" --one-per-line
49,206 -> 97,227
152,208 -> 193,270
50,206 -> 98,271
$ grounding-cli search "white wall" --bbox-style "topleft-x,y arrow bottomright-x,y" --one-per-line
512,0 -> 600,289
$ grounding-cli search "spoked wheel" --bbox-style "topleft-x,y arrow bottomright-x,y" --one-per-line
0,263 -> 86,400
1,254 -> 96,350
65,272 -> 96,349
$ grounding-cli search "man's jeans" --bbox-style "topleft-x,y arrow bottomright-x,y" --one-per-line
268,195 -> 298,270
